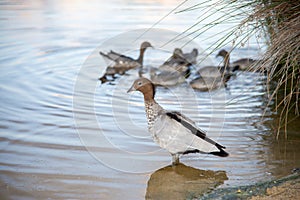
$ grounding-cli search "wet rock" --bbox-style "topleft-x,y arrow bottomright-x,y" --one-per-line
199,172 -> 300,200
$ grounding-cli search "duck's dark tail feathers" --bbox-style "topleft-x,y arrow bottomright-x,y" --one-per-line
182,147 -> 229,157
210,148 -> 229,157
209,143 -> 229,157
99,51 -> 109,59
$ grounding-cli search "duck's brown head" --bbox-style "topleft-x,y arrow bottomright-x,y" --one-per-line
216,49 -> 229,58
141,41 -> 153,50
173,48 -> 183,56
217,49 -> 230,68
192,48 -> 198,56
127,78 -> 156,100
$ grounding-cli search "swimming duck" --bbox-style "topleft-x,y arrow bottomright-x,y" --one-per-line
158,49 -> 191,76
192,50 -> 234,91
98,64 -> 129,83
163,48 -> 198,66
217,49 -> 258,71
176,48 -> 198,65
232,58 -> 257,71
189,74 -> 231,91
149,66 -> 190,86
127,78 -> 229,165
196,50 -> 232,78
99,41 -> 153,70
158,48 -> 197,73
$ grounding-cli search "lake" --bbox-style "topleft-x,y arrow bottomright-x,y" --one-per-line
0,0 -> 299,199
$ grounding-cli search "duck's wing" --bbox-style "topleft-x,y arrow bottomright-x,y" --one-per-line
99,50 -> 134,63
197,66 -> 223,78
165,111 -> 228,157
232,58 -> 256,65
165,111 -> 206,139
163,51 -> 192,67
99,51 -> 115,61
108,50 -> 134,62
183,51 -> 198,65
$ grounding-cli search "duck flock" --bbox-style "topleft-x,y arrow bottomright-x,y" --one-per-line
99,41 -> 260,91
98,41 -> 261,164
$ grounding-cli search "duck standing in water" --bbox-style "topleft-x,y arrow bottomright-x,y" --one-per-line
99,41 -> 153,82
127,78 -> 229,165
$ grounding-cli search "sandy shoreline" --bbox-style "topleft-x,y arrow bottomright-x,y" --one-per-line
199,172 -> 300,200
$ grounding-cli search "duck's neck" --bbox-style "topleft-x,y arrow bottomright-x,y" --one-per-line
141,83 -> 163,127
223,53 -> 230,70
137,47 -> 146,65
144,99 -> 162,128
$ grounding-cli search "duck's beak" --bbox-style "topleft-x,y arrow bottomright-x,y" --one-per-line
127,84 -> 136,93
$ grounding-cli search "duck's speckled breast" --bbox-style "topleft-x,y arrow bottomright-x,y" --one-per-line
144,100 -> 163,130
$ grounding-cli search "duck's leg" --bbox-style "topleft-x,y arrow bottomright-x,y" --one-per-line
171,154 -> 180,166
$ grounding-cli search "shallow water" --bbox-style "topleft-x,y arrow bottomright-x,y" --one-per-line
1,0 -> 300,199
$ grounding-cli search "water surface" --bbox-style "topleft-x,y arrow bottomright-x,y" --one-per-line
1,1 -> 299,199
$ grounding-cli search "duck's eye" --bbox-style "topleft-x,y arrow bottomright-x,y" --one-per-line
138,82 -> 142,86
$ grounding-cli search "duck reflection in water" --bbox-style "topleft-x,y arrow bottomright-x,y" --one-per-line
146,163 -> 228,200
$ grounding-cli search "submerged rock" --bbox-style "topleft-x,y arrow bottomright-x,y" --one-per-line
199,171 -> 300,200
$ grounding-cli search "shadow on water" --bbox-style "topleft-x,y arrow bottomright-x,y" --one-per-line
262,111 -> 300,177
146,163 -> 227,200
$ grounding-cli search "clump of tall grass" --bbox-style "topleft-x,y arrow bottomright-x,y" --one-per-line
255,0 -> 300,138
177,0 -> 299,137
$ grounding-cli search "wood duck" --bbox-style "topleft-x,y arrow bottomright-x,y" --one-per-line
127,78 -> 229,165
99,41 -> 152,69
